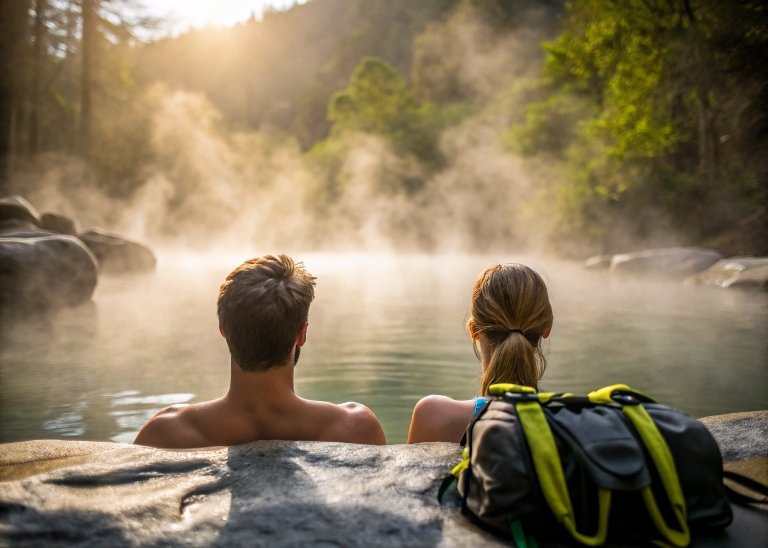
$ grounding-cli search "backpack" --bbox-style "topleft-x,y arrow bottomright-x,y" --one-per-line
439,383 -> 733,547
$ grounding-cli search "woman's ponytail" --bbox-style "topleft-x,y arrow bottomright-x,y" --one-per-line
480,331 -> 543,393
469,263 -> 553,395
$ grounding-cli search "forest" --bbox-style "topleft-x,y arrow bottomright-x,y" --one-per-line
1,0 -> 766,256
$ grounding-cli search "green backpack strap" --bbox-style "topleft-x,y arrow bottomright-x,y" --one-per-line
516,400 -> 611,546
623,405 -> 690,547
589,385 -> 691,547
437,475 -> 457,504
587,384 -> 655,405
437,446 -> 470,504
510,516 -> 539,548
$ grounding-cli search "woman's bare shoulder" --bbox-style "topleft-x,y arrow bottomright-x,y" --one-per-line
414,395 -> 476,417
407,395 -> 476,444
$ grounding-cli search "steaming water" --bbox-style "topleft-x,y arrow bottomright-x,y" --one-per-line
1,253 -> 766,445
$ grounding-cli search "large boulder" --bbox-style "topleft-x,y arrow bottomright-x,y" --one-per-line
0,195 -> 40,230
699,411 -> 768,463
79,228 -> 156,274
610,247 -> 722,278
0,224 -> 54,239
685,257 -> 768,289
0,441 -> 504,546
0,411 -> 765,546
41,211 -> 79,236
0,234 -> 98,311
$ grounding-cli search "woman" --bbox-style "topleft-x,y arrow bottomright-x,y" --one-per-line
407,262 -> 553,443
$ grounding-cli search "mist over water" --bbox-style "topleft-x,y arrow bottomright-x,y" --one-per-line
17,83 -> 551,255
1,252 -> 765,444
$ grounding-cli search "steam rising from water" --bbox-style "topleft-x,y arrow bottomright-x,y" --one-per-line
10,5 -> 708,258
137,88 -> 317,250
18,86 -> 546,255
13,8 -> 559,256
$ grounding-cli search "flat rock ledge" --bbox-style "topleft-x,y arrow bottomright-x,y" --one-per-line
0,411 -> 766,547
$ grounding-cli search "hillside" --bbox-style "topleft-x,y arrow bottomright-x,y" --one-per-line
137,0 -> 464,148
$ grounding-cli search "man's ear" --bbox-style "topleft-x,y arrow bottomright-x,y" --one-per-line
296,322 -> 308,346
219,324 -> 225,337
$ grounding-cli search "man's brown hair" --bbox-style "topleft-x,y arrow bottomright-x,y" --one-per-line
217,255 -> 316,371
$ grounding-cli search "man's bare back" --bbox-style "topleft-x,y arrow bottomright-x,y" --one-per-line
134,392 -> 385,448
134,255 -> 386,449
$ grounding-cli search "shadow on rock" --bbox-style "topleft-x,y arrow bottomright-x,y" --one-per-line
44,458 -> 215,488
210,442 -> 444,547
0,503 -> 130,547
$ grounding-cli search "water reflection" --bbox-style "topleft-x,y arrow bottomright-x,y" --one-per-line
43,401 -> 87,437
1,253 -> 766,444
108,391 -> 196,443
110,391 -> 195,407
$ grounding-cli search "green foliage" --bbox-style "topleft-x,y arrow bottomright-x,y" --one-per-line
543,0 -> 681,161
329,59 -> 417,135
510,0 -> 768,253
503,87 -> 593,157
327,57 -> 452,171
1,0 -> 156,192
138,0 -> 459,149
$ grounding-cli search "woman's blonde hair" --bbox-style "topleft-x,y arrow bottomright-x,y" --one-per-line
468,263 -> 553,394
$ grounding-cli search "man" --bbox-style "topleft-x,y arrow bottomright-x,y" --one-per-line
135,254 -> 386,448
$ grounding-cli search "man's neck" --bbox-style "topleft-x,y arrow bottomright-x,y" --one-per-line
225,358 -> 298,413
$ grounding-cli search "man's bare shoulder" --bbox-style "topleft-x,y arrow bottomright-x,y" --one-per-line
314,401 -> 386,445
134,404 -> 204,448
150,403 -> 189,419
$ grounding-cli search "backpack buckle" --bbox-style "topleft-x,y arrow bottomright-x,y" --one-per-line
612,393 -> 641,405
500,392 -> 540,402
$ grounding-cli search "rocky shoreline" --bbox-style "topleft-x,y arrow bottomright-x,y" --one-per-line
3,193 -> 765,316
0,195 -> 156,312
584,247 -> 768,289
0,411 -> 765,546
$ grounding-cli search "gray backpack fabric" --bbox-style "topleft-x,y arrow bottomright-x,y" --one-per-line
440,384 -> 732,547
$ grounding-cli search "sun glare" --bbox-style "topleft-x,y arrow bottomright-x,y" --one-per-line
147,0 -> 306,34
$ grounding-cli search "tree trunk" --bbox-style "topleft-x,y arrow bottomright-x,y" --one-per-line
80,0 -> 96,156
697,90 -> 718,185
64,0 -> 78,59
29,0 -> 48,157
0,0 -> 32,190
688,17 -> 719,186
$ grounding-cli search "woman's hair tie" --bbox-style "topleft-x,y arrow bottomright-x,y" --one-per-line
506,328 -> 524,337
